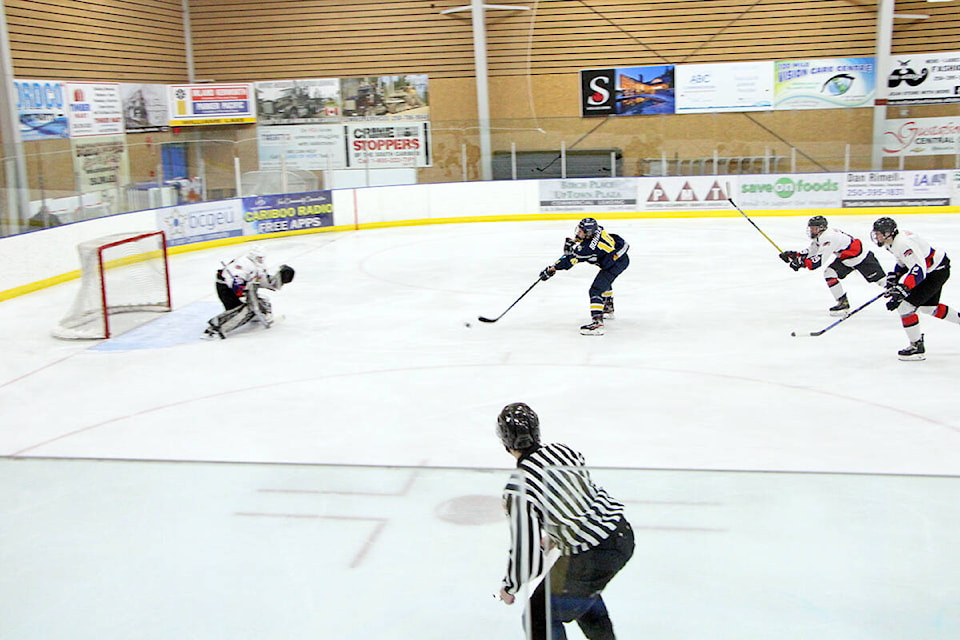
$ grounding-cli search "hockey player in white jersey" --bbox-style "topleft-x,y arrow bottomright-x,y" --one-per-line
779,215 -> 885,316
203,245 -> 295,340
871,217 -> 960,360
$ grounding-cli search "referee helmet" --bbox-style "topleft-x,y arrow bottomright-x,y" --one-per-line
497,402 -> 541,451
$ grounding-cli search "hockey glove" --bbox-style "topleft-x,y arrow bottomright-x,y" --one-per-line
563,238 -> 575,255
884,283 -> 908,310
788,254 -> 805,272
884,272 -> 900,288
539,267 -> 556,281
779,251 -> 796,264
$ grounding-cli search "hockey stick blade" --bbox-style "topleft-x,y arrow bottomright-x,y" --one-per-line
478,315 -> 498,323
790,292 -> 884,338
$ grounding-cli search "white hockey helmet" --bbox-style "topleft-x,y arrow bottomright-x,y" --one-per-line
246,244 -> 266,265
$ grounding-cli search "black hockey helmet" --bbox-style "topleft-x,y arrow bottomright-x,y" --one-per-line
497,402 -> 541,451
807,215 -> 828,239
871,217 -> 898,246
576,218 -> 601,241
578,218 -> 600,235
278,264 -> 295,284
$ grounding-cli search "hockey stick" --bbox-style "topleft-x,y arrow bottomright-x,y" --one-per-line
727,196 -> 784,254
478,278 -> 541,323
791,291 -> 885,337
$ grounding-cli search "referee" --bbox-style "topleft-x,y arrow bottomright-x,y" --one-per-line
495,402 -> 635,640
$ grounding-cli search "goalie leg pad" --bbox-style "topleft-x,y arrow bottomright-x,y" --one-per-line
208,305 -> 255,337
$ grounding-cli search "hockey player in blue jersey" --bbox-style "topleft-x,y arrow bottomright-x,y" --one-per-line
539,218 -> 630,335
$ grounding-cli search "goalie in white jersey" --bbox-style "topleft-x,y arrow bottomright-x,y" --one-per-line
779,215 -> 885,315
203,245 -> 295,340
871,217 -> 960,361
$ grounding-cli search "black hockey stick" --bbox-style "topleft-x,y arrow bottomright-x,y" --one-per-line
478,278 -> 541,323
791,292 -> 885,337
727,195 -> 784,254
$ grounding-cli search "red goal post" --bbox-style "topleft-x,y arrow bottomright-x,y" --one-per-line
52,231 -> 172,340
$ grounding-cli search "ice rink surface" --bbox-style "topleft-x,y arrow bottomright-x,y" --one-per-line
2,214 -> 959,639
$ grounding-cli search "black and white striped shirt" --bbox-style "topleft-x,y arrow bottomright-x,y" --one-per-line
501,442 -> 625,594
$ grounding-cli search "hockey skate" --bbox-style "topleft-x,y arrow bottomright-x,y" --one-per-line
603,297 -> 615,319
828,294 -> 849,316
898,334 -> 925,361
580,316 -> 604,336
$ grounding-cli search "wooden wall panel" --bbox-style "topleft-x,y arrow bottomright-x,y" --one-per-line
187,0 -> 960,82
6,0 -> 187,82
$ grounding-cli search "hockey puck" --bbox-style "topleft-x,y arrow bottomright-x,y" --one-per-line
464,322 -> 472,328
790,331 -> 796,337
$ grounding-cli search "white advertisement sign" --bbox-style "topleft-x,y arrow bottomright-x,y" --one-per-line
735,174 -> 842,209
538,178 -> 638,212
883,117 -> 960,157
257,124 -> 346,171
885,51 -> 960,104
843,170 -> 951,207
345,121 -> 431,168
66,82 -> 124,137
639,176 -> 731,212
675,61 -> 774,113
156,200 -> 245,246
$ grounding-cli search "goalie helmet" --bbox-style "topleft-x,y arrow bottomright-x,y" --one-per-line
247,245 -> 266,266
871,217 -> 898,246
497,402 -> 541,451
807,215 -> 828,239
278,264 -> 295,284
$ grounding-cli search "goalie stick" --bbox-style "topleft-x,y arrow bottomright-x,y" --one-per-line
791,291 -> 885,337
478,278 -> 541,323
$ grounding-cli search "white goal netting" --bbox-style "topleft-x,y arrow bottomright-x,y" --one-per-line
52,231 -> 172,340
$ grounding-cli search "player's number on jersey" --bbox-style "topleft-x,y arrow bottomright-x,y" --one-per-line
597,230 -> 617,253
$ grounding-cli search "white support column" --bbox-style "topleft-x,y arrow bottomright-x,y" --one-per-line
0,0 -> 30,232
441,2 -> 530,181
871,0 -> 895,170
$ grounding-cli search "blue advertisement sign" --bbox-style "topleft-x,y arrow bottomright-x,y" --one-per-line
242,191 -> 334,235
15,79 -> 69,140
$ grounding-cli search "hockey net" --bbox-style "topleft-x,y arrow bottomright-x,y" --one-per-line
52,231 -> 172,340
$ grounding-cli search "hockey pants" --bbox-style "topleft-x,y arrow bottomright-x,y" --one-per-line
525,517 -> 635,640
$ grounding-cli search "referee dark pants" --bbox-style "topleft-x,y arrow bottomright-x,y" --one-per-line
527,517 -> 635,640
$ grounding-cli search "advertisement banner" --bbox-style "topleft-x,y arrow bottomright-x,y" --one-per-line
639,176 -> 731,212
885,51 -> 960,105
66,82 -> 124,137
676,61 -> 774,113
168,83 -> 256,126
735,174 -> 842,209
257,124 -> 346,171
774,57 -> 876,110
580,66 -> 675,117
156,200 -> 244,246
345,121 -> 431,168
241,191 -> 334,235
339,75 -> 429,120
14,79 -> 68,140
71,135 -> 129,215
538,178 -> 638,213
883,117 -> 960,157
121,83 -> 170,133
843,170 -> 951,207
255,79 -> 342,125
